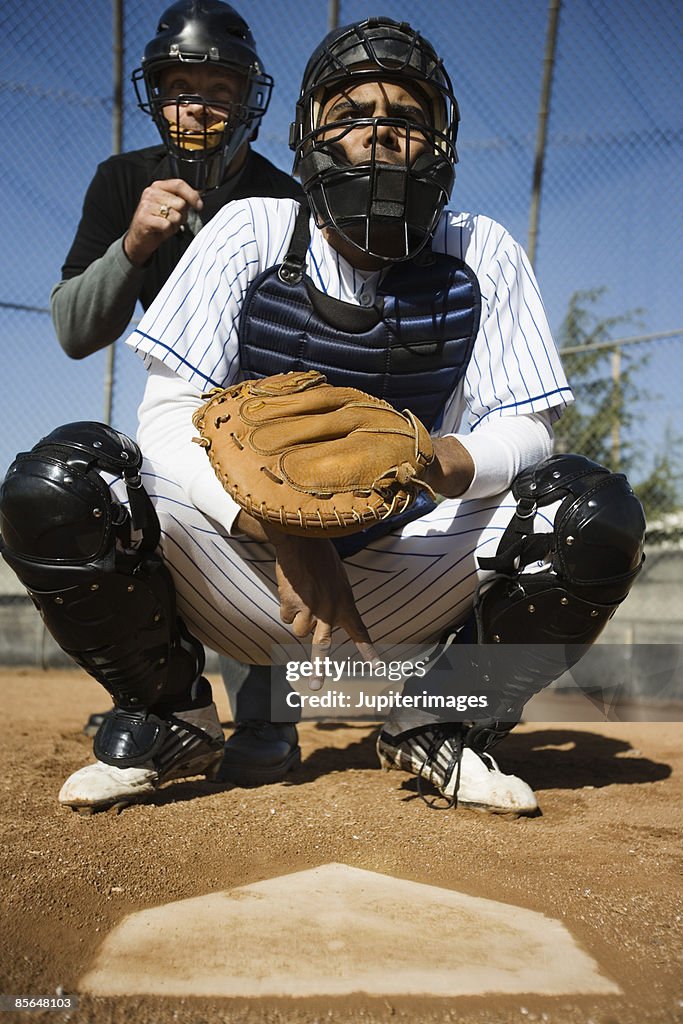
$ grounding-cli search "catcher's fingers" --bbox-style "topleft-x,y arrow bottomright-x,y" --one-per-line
337,602 -> 380,665
291,609 -> 315,639
277,580 -> 305,627
312,626 -> 332,649
278,596 -> 296,626
271,534 -> 378,676
278,584 -> 316,636
308,615 -> 380,690
308,627 -> 333,690
354,640 -> 382,666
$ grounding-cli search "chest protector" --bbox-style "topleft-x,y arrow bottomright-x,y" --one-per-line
239,203 -> 481,431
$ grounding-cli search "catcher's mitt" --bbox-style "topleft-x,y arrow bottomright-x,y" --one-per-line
192,370 -> 435,536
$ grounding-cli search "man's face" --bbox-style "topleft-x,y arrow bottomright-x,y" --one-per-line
318,78 -> 433,167
159,65 -> 246,134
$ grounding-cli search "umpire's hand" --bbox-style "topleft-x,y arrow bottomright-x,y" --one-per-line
123,179 -> 204,266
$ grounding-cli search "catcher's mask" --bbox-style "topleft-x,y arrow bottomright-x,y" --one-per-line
132,0 -> 273,192
290,17 -> 459,263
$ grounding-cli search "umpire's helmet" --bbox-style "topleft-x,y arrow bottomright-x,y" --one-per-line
290,17 -> 459,263
132,0 -> 272,191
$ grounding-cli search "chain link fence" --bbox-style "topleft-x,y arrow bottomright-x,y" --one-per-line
1,0 -> 681,642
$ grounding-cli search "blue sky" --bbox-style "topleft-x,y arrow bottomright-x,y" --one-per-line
1,0 -> 681,483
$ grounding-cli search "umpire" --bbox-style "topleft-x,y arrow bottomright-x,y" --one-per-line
49,0 -> 304,786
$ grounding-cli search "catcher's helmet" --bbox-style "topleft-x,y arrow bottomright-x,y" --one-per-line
290,17 -> 459,263
132,0 -> 273,191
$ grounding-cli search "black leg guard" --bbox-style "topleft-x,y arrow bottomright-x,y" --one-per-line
466,454 -> 646,751
0,422 -> 210,766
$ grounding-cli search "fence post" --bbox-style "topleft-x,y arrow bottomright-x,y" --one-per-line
611,345 -> 622,471
328,0 -> 339,31
527,0 -> 561,270
103,0 -> 124,425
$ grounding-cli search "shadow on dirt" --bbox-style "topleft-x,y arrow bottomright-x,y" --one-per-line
497,727 -> 672,790
288,723 -> 672,791
140,724 -> 671,812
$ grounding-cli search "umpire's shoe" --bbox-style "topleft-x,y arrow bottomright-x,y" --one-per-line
59,683 -> 225,812
376,724 -> 538,815
217,721 -> 301,786
82,710 -> 110,738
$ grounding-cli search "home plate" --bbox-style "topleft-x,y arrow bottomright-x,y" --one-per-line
80,863 -> 619,998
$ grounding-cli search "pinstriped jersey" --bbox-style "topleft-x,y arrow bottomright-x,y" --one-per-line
127,197 -> 573,437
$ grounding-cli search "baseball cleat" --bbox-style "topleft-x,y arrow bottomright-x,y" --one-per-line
217,721 -> 301,786
59,701 -> 224,812
376,725 -> 538,815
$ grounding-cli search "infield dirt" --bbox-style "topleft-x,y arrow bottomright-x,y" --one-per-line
1,667 -> 681,1024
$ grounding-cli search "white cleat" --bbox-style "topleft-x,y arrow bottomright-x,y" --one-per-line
444,746 -> 538,814
377,726 -> 538,815
58,762 -> 158,811
59,700 -> 224,812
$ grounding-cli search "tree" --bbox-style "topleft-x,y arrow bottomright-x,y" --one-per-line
553,288 -> 681,528
553,287 -> 643,471
634,433 -> 683,540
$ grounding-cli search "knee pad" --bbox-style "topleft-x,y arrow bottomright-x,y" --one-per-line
476,454 -> 645,645
0,422 -> 202,710
0,421 -> 157,580
466,455 -> 646,749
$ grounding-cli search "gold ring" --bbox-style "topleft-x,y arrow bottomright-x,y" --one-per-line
158,204 -> 170,219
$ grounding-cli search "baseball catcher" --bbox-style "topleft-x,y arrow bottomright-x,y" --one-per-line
0,16 -> 645,815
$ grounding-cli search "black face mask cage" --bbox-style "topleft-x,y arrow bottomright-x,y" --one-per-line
306,108 -> 454,170
304,115 -> 454,262
132,61 -> 273,191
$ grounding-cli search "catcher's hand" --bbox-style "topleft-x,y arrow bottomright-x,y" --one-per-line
192,370 -> 435,537
271,532 -> 380,688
